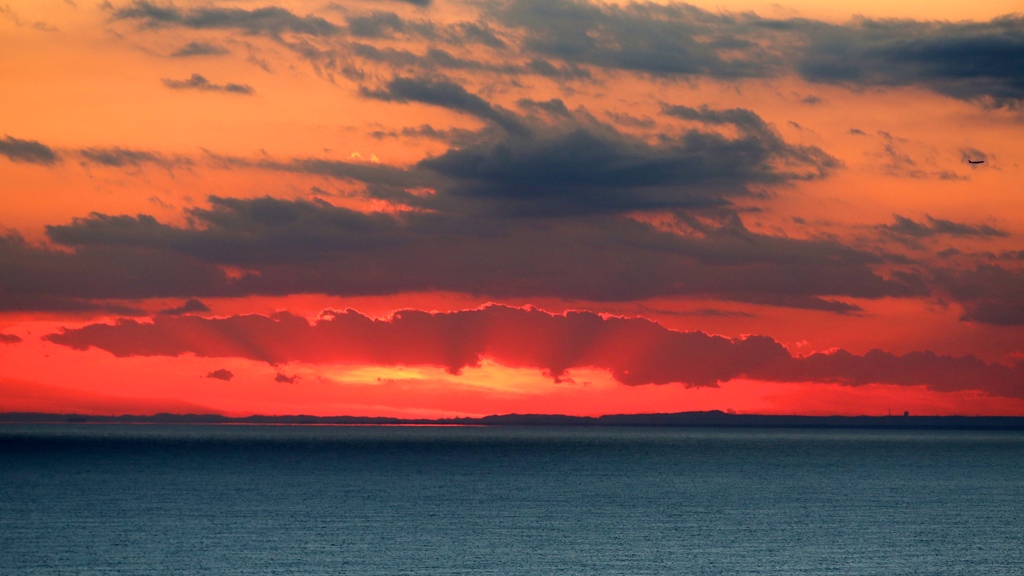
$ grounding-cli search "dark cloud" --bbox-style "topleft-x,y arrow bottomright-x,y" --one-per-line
493,0 -> 1024,106
162,73 -> 254,95
728,294 -> 863,314
526,58 -> 590,79
794,15 -> 1024,107
112,1 -> 341,38
369,124 -> 479,146
112,1 -> 345,74
604,111 -> 655,128
347,11 -> 417,38
34,195 -> 922,306
0,333 -> 23,344
934,265 -> 1024,326
351,0 -> 431,7
417,101 -> 837,217
497,0 -> 773,79
0,231 -> 232,303
361,77 -> 527,134
349,43 -> 523,76
457,22 -> 506,49
644,307 -> 755,318
217,152 -> 430,192
517,97 -> 572,117
0,135 -> 59,165
171,41 -> 229,57
0,292 -> 145,315
274,372 -> 297,383
661,104 -> 837,180
79,147 -> 191,169
44,305 -> 1024,397
240,86 -> 835,218
206,369 -> 234,381
345,11 -> 507,51
159,298 -> 211,316
880,214 -> 1008,240
111,0 -> 1024,105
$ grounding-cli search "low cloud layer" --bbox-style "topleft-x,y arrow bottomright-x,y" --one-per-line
24,195 -> 920,307
45,305 -> 1024,397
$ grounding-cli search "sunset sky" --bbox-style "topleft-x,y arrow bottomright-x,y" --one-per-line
2,0 -> 1024,417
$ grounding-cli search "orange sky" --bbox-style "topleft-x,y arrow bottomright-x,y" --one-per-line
2,0 -> 1024,417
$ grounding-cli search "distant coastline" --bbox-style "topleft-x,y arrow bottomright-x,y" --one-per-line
2,411 -> 1023,430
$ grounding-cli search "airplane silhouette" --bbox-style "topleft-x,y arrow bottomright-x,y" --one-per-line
968,160 -> 985,164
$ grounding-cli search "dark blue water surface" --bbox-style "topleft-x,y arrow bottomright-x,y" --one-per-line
2,425 -> 1023,575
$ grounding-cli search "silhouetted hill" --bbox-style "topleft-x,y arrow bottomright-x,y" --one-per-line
2,411 -> 1023,430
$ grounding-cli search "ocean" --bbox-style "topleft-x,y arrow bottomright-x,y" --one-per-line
1,424 -> 1022,575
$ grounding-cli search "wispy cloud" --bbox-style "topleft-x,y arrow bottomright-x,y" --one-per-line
162,73 -> 254,94
0,135 -> 59,165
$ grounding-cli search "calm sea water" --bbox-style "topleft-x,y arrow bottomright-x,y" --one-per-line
1,424 -> 1023,575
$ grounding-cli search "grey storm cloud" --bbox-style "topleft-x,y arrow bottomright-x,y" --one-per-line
880,215 -> 1009,240
112,1 -> 342,37
162,73 -> 254,95
43,305 -> 1024,397
0,333 -> 23,344
29,195 -> 922,308
0,135 -> 59,165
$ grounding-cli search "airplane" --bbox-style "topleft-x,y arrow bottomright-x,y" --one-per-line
968,159 -> 985,164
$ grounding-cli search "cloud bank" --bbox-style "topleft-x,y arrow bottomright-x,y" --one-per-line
45,305 -> 1024,397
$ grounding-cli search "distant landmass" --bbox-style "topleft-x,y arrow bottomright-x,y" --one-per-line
1,411 -> 1023,430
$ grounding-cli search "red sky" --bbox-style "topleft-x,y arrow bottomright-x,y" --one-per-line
2,0 -> 1024,417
